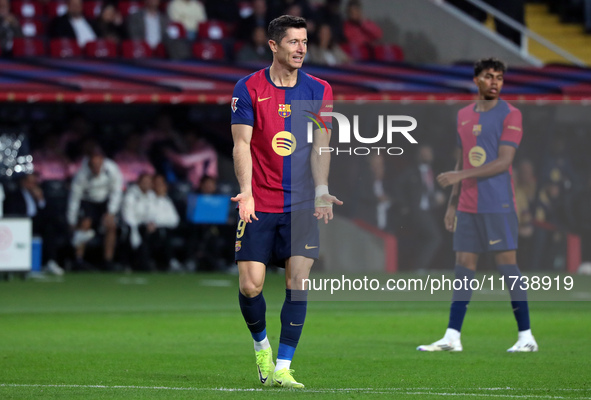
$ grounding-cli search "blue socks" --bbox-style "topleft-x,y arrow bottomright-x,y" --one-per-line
448,265 -> 475,332
239,288 -> 309,365
238,291 -> 267,342
278,289 -> 308,362
497,264 -> 531,331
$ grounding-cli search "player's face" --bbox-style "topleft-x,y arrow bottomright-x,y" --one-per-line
272,27 -> 307,70
474,68 -> 504,100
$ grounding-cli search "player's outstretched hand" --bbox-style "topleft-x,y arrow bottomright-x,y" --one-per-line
231,192 -> 258,223
437,171 -> 462,188
444,205 -> 456,232
314,194 -> 343,224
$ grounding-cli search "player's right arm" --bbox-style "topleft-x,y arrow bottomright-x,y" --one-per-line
231,124 -> 258,223
230,76 -> 257,223
443,148 -> 462,232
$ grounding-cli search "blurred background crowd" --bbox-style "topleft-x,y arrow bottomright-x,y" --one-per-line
0,0 -> 590,275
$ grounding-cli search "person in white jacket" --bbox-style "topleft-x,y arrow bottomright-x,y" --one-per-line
67,148 -> 123,271
167,0 -> 206,40
122,173 -> 181,271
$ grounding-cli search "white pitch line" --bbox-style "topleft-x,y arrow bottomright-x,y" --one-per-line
0,384 -> 590,398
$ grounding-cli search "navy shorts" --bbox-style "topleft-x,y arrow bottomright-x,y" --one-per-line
234,210 -> 320,265
453,210 -> 518,253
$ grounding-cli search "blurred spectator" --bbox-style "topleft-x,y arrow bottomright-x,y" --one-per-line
397,145 -> 445,271
164,130 -> 218,190
121,173 -> 154,258
142,112 -> 185,154
514,159 -> 537,270
540,137 -> 581,193
93,3 -> 125,44
236,25 -> 272,63
281,1 -> 316,38
356,153 -> 394,231
127,0 -> 190,59
143,112 -> 186,178
0,0 -> 23,55
48,0 -> 98,48
267,0 -> 314,22
122,173 -> 181,271
569,173 -> 591,262
150,174 -> 182,271
167,0 -> 207,41
343,0 -> 382,47
185,175 -> 234,271
531,180 -> 568,270
307,23 -> 349,66
59,112 -> 92,161
32,133 -> 71,182
67,148 -> 123,271
237,0 -> 269,40
204,0 -> 240,25
114,132 -> 156,187
315,0 -> 345,44
4,173 -> 65,275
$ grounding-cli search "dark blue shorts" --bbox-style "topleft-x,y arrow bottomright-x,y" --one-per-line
453,210 -> 518,253
234,210 -> 320,265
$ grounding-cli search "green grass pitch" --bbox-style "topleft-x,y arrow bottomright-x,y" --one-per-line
0,273 -> 590,399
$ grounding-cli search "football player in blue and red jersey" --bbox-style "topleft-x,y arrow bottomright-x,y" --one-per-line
417,58 -> 538,353
230,15 -> 342,388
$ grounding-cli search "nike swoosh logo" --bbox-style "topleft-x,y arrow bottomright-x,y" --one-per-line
305,245 -> 318,250
275,380 -> 282,385
489,239 -> 502,245
247,320 -> 260,326
258,365 -> 267,383
258,96 -> 272,102
290,322 -> 303,326
461,120 -> 471,126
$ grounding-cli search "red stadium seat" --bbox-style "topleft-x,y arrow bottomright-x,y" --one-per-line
19,18 -> 45,37
49,38 -> 82,58
83,0 -> 103,19
373,44 -> 404,62
118,1 -> 141,18
46,1 -> 69,18
121,40 -> 153,58
11,1 -> 43,18
197,20 -> 231,40
341,43 -> 371,62
193,41 -> 225,61
12,38 -> 46,57
85,39 -> 118,58
166,22 -> 186,39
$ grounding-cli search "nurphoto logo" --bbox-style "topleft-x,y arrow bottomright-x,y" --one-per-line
305,111 -> 418,156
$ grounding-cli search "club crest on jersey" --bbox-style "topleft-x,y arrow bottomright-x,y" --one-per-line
472,124 -> 482,136
278,104 -> 291,118
231,97 -> 238,113
235,241 -> 242,252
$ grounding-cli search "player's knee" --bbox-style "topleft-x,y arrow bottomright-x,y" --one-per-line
239,283 -> 263,298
